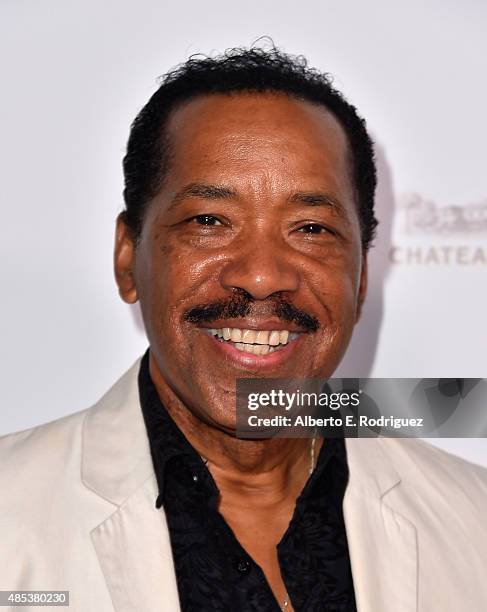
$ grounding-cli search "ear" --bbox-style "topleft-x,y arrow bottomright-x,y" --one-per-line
355,253 -> 368,322
114,213 -> 138,304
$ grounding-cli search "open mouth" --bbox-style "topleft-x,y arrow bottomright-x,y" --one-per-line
204,327 -> 300,355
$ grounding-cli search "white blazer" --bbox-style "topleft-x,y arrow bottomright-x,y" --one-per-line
1,359 -> 486,611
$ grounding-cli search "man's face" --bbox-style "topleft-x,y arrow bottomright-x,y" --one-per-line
115,92 -> 367,432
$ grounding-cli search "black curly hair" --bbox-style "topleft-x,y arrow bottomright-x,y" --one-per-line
122,46 -> 378,250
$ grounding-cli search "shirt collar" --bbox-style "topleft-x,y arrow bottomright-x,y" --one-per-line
138,349 -> 209,507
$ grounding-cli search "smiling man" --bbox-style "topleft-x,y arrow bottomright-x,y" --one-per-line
1,47 -> 487,612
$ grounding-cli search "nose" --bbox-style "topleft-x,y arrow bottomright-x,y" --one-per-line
219,235 -> 300,300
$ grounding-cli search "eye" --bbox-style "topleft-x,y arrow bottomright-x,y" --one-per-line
191,215 -> 223,226
297,223 -> 329,234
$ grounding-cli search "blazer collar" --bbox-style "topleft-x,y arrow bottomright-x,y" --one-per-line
344,438 -> 418,612
345,436 -> 402,498
81,358 -> 181,612
81,357 -> 153,506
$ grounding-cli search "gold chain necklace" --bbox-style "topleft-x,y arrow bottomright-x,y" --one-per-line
201,437 -> 317,612
280,436 -> 316,611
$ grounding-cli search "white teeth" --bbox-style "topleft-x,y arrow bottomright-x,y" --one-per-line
233,342 -> 274,355
231,328 -> 242,342
205,326 -> 299,354
241,329 -> 257,344
255,330 -> 270,345
269,331 -> 280,346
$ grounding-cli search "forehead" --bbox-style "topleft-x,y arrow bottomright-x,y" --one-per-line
163,92 -> 353,193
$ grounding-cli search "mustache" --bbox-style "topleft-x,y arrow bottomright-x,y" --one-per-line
183,289 -> 320,333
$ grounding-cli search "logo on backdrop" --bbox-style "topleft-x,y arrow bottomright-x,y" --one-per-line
389,193 -> 487,265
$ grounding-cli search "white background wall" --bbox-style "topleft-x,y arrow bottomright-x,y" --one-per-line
1,0 -> 485,465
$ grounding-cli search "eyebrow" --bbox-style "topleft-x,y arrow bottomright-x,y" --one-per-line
288,191 -> 350,221
167,182 -> 350,222
167,183 -> 237,211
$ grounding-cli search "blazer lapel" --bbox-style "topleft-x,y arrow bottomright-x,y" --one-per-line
81,359 -> 180,612
91,475 -> 180,612
344,439 -> 418,612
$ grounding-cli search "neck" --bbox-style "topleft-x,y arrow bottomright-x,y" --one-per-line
149,357 -> 322,502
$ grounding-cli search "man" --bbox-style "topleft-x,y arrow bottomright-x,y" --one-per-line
0,47 -> 486,612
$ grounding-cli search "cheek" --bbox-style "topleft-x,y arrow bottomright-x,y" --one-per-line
308,255 -> 362,322
329,276 -> 358,321
306,273 -> 359,378
135,241 -> 178,342
136,239 -> 223,355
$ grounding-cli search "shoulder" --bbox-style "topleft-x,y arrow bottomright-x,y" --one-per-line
384,437 -> 487,487
0,407 -> 89,481
0,406 -> 93,575
0,357 -> 142,506
377,437 -> 487,518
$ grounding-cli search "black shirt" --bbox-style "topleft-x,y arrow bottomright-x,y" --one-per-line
139,350 -> 357,611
